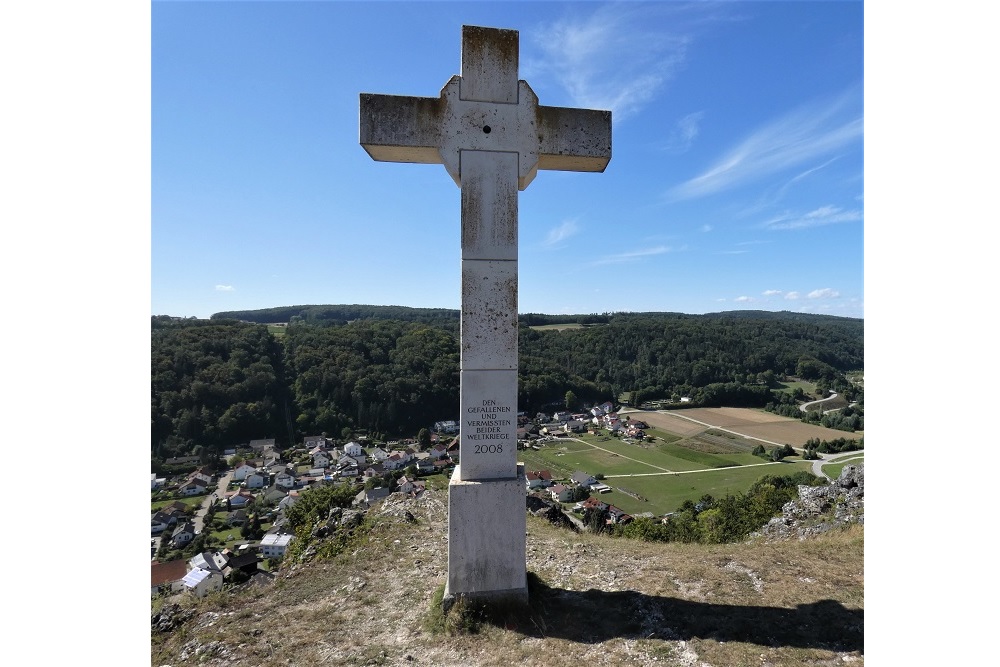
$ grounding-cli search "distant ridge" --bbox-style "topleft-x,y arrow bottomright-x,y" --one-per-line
210,304 -> 862,325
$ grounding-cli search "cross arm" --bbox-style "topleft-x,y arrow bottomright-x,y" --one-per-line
359,92 -> 446,165
536,105 -> 612,173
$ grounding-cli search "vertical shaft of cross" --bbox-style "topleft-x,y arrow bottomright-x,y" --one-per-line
457,27 -> 520,482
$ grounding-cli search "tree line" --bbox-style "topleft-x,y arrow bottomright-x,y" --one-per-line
151,309 -> 863,460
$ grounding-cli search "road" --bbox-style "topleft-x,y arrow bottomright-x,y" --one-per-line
193,470 -> 234,535
810,449 -> 864,481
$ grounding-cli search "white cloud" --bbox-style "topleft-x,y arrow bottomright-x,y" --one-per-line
808,288 -> 840,299
762,289 -> 782,296
700,223 -> 713,233
215,285 -> 235,292
662,111 -> 706,153
763,205 -> 863,230
593,245 -> 672,265
525,4 -> 721,122
735,295 -> 754,303
784,291 -> 801,300
543,219 -> 580,247
668,87 -> 863,200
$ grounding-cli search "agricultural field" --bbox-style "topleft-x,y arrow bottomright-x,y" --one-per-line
520,406 -> 863,516
635,407 -> 863,448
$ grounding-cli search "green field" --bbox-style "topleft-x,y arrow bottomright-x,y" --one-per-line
520,433 -> 817,516
774,378 -> 819,397
151,496 -> 206,513
823,454 -> 864,479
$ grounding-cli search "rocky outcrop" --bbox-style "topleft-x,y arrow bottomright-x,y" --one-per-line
757,464 -> 864,541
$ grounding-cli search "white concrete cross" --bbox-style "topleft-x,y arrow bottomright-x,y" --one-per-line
360,24 -> 611,606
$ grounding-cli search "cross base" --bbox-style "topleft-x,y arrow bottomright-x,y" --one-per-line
443,464 -> 528,610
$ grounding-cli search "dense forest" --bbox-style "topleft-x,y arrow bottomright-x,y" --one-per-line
153,308 -> 863,461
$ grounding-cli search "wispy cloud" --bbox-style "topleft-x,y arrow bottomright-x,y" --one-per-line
543,219 -> 580,247
215,285 -> 235,292
762,205 -> 863,230
808,288 -> 840,299
668,87 -> 863,200
662,111 -> 705,153
593,245 -> 673,265
525,5 -> 722,122
734,295 -> 755,303
762,289 -> 782,296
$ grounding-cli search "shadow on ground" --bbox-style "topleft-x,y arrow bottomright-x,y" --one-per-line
496,574 -> 863,653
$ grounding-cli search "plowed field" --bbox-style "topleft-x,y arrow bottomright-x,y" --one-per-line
637,407 -> 862,448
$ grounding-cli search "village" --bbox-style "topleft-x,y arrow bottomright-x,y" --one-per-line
151,401 -> 655,599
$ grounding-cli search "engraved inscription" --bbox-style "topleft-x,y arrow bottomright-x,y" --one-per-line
464,398 -> 514,452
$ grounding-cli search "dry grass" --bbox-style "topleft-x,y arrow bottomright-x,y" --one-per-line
152,490 -> 863,667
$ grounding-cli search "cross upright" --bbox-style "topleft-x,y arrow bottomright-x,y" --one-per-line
360,24 -> 611,607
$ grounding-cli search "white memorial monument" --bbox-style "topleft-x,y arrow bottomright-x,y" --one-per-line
360,25 -> 611,607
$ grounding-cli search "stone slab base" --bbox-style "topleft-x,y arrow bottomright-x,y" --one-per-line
443,464 -> 527,608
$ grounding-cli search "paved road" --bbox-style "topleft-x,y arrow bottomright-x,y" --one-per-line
810,450 -> 864,481
193,470 -> 234,535
798,392 -> 855,415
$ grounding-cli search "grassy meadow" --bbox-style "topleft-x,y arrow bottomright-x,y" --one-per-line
518,424 -> 819,516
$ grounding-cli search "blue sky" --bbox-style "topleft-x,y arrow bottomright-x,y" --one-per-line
151,1 -> 864,320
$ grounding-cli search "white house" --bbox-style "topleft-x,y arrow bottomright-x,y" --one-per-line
189,551 -> 228,574
231,463 -> 257,482
249,438 -> 276,452
170,522 -> 196,548
182,568 -> 223,598
178,480 -> 207,497
259,532 -> 294,559
151,513 -> 170,535
344,441 -> 365,458
525,470 -> 553,489
549,484 -> 574,502
189,468 -> 213,486
435,420 -> 459,434
227,491 -> 255,509
274,471 -> 296,489
370,447 -> 389,462
312,450 -> 332,468
245,471 -> 268,489
303,435 -> 327,449
397,476 -> 415,494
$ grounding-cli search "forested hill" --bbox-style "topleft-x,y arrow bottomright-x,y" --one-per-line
211,304 -> 461,326
152,309 -> 862,461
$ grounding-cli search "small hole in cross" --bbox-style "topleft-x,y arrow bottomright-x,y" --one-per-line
482,125 -> 491,134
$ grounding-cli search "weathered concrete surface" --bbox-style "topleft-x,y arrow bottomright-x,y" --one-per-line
445,464 -> 528,606
458,369 -> 518,480
460,261 -> 518,371
460,150 -> 518,260
359,25 -> 611,190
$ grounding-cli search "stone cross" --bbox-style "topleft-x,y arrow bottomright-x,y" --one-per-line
360,25 -> 611,606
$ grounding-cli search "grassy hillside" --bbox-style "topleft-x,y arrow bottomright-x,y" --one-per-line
151,491 -> 864,666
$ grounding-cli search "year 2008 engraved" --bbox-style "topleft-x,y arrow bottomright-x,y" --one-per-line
466,399 -> 512,454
